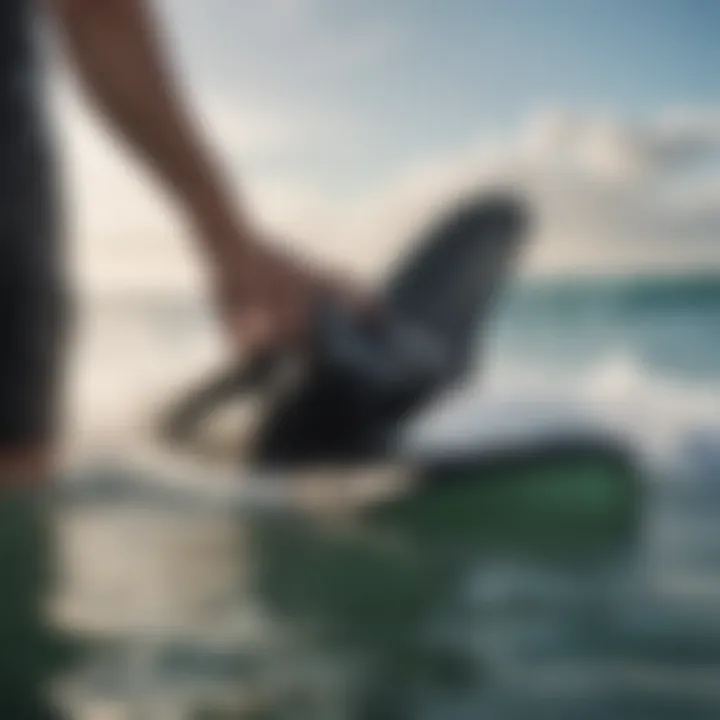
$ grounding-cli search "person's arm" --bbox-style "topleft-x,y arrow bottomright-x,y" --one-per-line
47,0 -> 355,352
48,0 -> 248,262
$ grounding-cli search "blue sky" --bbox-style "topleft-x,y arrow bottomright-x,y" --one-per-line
60,0 -> 720,289
157,0 -> 718,190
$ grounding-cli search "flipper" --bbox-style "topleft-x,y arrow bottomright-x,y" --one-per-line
385,193 -> 526,377
160,193 -> 528,467
251,194 -> 528,466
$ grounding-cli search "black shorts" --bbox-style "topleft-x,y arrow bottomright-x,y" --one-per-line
0,273 -> 67,448
0,138 -> 68,449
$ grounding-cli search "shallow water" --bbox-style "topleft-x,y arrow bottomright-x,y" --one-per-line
3,456 -> 720,720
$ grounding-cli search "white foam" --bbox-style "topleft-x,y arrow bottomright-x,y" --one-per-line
475,348 -> 720,475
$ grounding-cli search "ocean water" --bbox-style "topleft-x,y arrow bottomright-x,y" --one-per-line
4,274 -> 720,719
485,274 -> 720,467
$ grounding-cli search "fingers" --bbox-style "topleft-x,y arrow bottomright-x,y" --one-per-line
216,238 -> 377,358
228,305 -> 276,357
225,271 -> 314,355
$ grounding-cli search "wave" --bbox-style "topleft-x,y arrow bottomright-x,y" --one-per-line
475,346 -> 720,477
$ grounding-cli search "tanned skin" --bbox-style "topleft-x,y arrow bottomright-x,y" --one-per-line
0,0 -> 357,479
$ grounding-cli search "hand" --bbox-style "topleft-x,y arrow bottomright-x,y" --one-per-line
211,234 -> 368,359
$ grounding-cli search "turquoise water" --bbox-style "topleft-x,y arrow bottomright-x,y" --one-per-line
2,274 -> 720,719
494,274 -> 720,380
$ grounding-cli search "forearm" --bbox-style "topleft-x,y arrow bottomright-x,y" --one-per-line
49,0 -> 249,261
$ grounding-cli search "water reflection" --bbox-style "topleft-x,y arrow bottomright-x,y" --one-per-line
40,453 -> 658,720
0,491 -> 74,718
0,456 -> 713,717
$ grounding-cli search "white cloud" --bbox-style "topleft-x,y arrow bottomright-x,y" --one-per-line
520,108 -> 720,180
332,108 -> 720,278
514,109 -> 720,273
57,71 -> 720,294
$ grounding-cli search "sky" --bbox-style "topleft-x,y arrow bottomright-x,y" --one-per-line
53,0 -> 720,293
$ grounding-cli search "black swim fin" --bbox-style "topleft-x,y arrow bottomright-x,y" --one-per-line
251,194 -> 529,467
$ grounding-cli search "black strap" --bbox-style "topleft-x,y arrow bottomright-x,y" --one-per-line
160,352 -> 280,446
